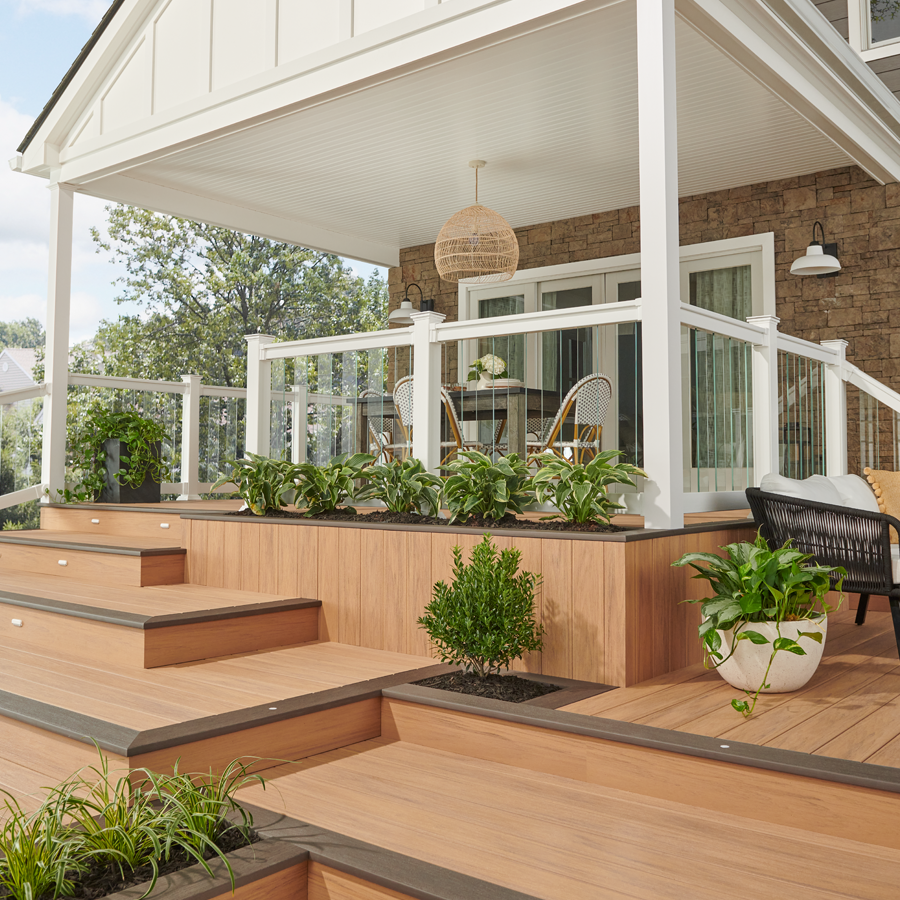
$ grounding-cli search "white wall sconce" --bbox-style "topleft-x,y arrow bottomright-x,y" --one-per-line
790,221 -> 841,278
388,283 -> 434,325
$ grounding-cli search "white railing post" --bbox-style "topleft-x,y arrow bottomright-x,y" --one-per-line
637,0 -> 683,529
245,334 -> 275,457
41,184 -> 74,501
821,339 -> 849,476
747,315 -> 781,483
410,310 -> 445,474
177,374 -> 201,500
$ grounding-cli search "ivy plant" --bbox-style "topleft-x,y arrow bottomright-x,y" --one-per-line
292,452 -> 375,516
418,534 -> 544,677
442,450 -> 534,523
356,457 -> 442,516
672,534 -> 844,716
531,450 -> 647,524
56,407 -> 171,503
211,454 -> 297,516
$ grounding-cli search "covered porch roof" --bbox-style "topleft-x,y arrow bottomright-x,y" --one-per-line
12,0 -> 900,266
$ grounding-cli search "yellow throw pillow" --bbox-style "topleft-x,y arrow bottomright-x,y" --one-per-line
864,467 -> 900,543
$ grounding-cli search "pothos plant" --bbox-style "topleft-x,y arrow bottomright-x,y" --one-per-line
56,407 -> 171,503
672,534 -> 845,716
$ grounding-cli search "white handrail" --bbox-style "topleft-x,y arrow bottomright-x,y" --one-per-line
0,383 -> 48,404
0,484 -> 43,511
776,333 -> 839,366
679,304 -> 766,344
845,362 -> 900,415
262,325 -> 415,361
68,373 -> 189,394
198,384 -> 247,399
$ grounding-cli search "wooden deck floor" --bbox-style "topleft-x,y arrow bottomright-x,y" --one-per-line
0,642 -> 433,730
564,608 -> 900,768
240,738 -> 900,900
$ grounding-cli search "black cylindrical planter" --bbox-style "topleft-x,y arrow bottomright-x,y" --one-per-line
98,439 -> 163,503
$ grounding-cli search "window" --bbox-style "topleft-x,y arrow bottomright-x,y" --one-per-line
870,0 -> 900,44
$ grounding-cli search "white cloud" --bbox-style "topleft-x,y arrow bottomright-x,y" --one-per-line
15,0 -> 109,23
0,292 -> 44,324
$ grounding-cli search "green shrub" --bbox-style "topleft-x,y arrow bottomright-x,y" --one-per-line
211,453 -> 296,516
58,407 -> 172,503
292,452 -> 375,516
418,534 -> 544,677
531,450 -> 647,524
442,451 -> 533,523
356,457 -> 442,516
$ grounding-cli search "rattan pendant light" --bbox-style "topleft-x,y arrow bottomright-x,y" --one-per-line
434,160 -> 519,284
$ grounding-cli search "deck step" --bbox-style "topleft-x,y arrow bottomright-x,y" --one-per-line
0,531 -> 185,586
0,573 -> 322,667
41,503 -> 188,541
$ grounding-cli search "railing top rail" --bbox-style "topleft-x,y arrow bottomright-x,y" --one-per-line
0,383 -> 48,404
199,384 -> 248,399
261,326 -> 415,361
67,373 -> 247,399
679,303 -> 766,344
776,333 -> 840,366
845,362 -> 900,415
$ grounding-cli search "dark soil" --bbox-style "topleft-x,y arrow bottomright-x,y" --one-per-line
228,507 -> 621,533
47,827 -> 258,900
414,671 -> 561,703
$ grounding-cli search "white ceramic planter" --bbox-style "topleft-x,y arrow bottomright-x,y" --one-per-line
713,616 -> 827,693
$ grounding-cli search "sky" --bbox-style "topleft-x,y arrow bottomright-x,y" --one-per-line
0,0 -> 380,344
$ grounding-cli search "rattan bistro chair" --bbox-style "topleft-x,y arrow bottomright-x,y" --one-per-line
359,389 -> 404,464
527,373 -> 613,464
746,486 -> 900,659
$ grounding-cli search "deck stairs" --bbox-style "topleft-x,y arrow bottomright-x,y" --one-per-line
0,503 -> 898,899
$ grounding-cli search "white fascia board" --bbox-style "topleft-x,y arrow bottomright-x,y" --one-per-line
53,0 -> 620,186
677,0 -> 900,183
19,0 -> 151,175
78,174 -> 400,266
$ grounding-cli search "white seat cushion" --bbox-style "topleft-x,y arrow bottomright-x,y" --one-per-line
825,474 -> 880,513
892,545 -> 900,583
759,473 -> 844,506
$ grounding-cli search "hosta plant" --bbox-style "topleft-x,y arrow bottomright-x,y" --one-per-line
672,534 -> 844,716
419,534 -> 543,677
356,457 -> 442,516
292,452 -> 375,516
442,450 -> 533,523
211,453 -> 296,516
531,450 -> 647,524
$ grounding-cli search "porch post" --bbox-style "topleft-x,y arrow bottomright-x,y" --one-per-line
40,184 -> 74,501
748,315 -> 781,483
410,310 -> 445,474
177,374 -> 201,500
245,334 -> 274,457
821,339 -> 849,476
637,0 -> 683,529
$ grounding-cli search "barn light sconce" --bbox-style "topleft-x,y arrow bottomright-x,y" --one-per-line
388,283 -> 434,325
790,221 -> 841,278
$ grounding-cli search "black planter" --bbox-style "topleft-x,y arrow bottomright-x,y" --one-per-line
98,439 -> 163,503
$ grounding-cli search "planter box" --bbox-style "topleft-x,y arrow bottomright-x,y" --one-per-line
99,439 -> 162,504
181,512 -> 755,687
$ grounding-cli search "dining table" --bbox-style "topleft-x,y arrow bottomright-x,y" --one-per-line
354,386 -> 562,459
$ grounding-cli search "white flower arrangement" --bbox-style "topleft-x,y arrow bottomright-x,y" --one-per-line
467,353 -> 508,382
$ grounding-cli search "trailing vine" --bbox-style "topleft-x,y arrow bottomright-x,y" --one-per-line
55,407 -> 171,503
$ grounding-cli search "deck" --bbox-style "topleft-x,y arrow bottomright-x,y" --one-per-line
564,608 -> 900,768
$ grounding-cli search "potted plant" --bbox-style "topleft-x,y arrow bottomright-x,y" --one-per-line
59,407 -> 172,504
467,353 -> 507,390
672,534 -> 844,716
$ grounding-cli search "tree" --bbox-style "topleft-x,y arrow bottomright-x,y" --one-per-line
0,319 -> 44,349
872,1 -> 900,21
84,206 -> 388,387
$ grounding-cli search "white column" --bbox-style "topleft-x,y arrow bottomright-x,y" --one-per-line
748,315 -> 781,483
410,311 -> 445,474
177,374 -> 201,500
821,339 -> 849,477
40,184 -> 74,501
637,0 -> 683,529
245,334 -> 275,457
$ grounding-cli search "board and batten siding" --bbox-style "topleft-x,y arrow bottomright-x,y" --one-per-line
182,518 -> 754,686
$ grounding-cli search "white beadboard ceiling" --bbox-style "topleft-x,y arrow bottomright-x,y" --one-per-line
124,3 -> 850,256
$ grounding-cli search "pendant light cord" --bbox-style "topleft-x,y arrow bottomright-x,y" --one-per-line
475,165 -> 478,204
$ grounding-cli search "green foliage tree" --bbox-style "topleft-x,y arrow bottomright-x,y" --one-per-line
872,1 -> 900,21
0,319 -> 44,350
0,399 -> 43,530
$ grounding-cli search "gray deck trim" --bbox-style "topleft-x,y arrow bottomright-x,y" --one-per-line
247,806 -> 540,900
144,598 -> 321,628
0,534 -> 185,557
0,590 -> 150,628
384,684 -> 900,795
46,502 -> 196,516
180,511 -> 754,543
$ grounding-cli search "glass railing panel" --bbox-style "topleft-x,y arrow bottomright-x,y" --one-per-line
777,350 -> 825,479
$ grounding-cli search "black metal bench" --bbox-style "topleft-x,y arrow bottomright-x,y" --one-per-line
746,486 -> 900,658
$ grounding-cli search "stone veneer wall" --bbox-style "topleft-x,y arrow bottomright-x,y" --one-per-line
389,164 -> 900,471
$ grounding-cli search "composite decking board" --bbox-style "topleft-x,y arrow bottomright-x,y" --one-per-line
240,740 -> 900,900
0,530 -> 184,554
567,610 -> 900,769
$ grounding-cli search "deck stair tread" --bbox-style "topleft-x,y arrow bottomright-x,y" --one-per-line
240,739 -> 900,900
0,530 -> 182,555
564,609 -> 900,769
0,642 -> 435,731
0,572 -> 312,622
49,500 -> 244,512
